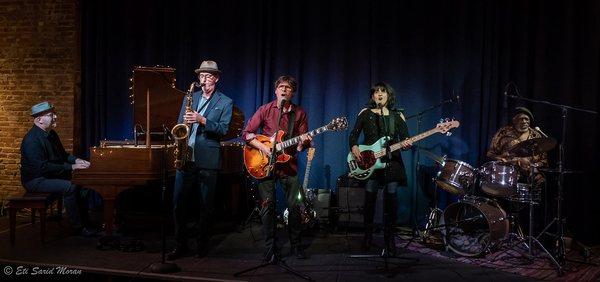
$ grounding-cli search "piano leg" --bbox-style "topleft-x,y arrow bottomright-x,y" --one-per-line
103,198 -> 115,236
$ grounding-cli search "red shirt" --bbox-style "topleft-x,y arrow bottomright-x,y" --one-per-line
242,99 -> 308,176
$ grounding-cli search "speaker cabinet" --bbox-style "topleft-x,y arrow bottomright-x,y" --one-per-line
334,176 -> 383,227
312,189 -> 332,222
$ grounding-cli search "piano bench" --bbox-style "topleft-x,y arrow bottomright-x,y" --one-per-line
6,192 -> 63,245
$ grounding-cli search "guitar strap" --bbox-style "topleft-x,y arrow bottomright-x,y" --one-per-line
388,112 -> 395,138
376,111 -> 396,139
285,109 -> 296,141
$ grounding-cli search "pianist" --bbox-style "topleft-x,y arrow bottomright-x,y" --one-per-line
168,61 -> 234,260
20,101 -> 95,236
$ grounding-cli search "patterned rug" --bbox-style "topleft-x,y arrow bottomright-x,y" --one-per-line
397,236 -> 600,281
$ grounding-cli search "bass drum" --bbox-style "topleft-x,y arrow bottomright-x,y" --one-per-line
442,196 -> 509,257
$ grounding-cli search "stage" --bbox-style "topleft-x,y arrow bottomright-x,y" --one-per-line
2,212 -> 598,282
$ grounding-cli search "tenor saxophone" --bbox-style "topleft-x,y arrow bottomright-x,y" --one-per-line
171,82 -> 197,169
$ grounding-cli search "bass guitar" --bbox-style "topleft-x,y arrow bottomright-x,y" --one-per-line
244,117 -> 348,179
347,119 -> 459,180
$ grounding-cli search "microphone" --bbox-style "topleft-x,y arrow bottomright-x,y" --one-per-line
454,94 -> 460,109
377,102 -> 384,109
280,98 -> 288,108
194,82 -> 205,88
534,126 -> 549,138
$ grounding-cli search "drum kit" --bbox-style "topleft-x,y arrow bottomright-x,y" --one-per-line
423,137 -> 562,267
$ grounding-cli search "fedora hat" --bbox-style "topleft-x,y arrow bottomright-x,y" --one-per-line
30,101 -> 55,117
194,60 -> 221,74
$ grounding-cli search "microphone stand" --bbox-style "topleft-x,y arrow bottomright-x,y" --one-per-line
149,125 -> 179,273
235,100 -> 312,281
405,97 -> 454,244
506,94 -> 597,267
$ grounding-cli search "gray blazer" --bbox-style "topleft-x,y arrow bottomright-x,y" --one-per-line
177,90 -> 233,170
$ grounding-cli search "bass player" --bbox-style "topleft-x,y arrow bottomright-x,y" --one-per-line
348,82 -> 412,254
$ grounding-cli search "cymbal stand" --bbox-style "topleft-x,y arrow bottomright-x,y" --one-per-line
506,93 -> 597,265
494,159 -> 562,275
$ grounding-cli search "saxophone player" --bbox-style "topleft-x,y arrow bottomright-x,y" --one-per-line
168,60 -> 233,260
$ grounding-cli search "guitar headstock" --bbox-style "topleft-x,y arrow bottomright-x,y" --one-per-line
307,147 -> 315,161
327,117 -> 348,131
435,118 -> 460,135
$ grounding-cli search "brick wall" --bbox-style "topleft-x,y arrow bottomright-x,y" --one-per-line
0,0 -> 79,203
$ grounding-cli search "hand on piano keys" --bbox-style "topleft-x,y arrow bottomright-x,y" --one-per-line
73,158 -> 91,170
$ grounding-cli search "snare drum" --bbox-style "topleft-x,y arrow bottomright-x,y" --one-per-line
509,183 -> 541,204
479,161 -> 519,197
435,159 -> 476,195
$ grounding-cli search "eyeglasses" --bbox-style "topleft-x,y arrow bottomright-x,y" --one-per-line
198,73 -> 215,80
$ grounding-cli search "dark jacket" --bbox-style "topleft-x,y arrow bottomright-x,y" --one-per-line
20,125 -> 76,184
177,90 -> 233,170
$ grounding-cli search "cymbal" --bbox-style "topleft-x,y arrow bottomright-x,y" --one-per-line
507,137 -> 557,157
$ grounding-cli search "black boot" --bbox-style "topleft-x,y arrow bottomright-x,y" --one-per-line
362,191 -> 377,251
384,193 -> 398,257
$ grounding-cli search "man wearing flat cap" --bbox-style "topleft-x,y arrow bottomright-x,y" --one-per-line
20,101 -> 95,236
486,107 -> 550,233
168,60 -> 234,260
487,106 -> 549,176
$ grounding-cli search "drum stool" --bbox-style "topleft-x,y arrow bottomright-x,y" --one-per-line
6,192 -> 63,245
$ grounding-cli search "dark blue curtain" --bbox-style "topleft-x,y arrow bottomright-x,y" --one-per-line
81,0 -> 599,242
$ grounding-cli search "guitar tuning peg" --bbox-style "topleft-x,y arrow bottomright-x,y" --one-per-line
446,132 -> 452,136
439,118 -> 444,123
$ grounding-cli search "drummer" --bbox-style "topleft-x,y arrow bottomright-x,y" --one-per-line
486,106 -> 548,186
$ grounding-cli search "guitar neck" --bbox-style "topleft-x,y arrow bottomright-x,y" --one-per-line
374,127 -> 440,158
302,161 -> 312,190
276,125 -> 329,151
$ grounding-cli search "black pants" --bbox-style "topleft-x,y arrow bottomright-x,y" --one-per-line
258,174 -> 302,252
24,177 -> 87,229
172,163 -> 218,247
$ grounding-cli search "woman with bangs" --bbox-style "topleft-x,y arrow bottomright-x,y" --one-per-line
348,82 -> 412,254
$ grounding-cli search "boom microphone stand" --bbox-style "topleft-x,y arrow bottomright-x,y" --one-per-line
234,99 -> 312,281
149,125 -> 180,273
505,93 -> 597,265
405,95 -> 458,243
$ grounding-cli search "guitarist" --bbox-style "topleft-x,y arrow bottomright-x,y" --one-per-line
241,75 -> 312,261
349,82 -> 412,254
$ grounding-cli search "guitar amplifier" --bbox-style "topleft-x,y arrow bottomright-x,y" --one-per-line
334,176 -> 383,227
311,189 -> 332,223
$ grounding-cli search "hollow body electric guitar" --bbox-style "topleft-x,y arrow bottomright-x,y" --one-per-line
244,117 -> 348,179
347,119 -> 460,180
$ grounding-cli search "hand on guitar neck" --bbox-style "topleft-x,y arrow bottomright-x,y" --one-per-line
244,117 -> 348,179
